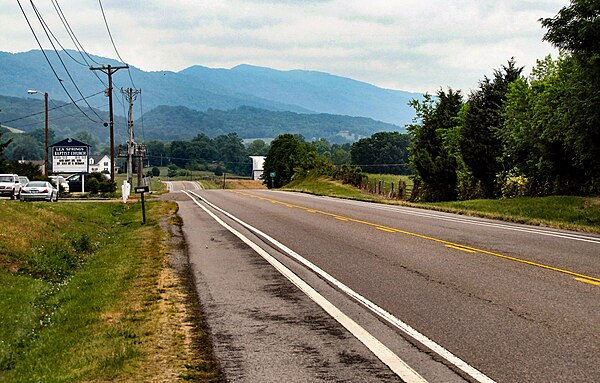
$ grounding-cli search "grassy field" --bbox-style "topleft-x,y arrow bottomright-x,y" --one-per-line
0,200 -> 220,382
427,196 -> 600,232
283,176 -> 600,233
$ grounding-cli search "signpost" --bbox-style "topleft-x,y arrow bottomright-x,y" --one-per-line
134,185 -> 149,224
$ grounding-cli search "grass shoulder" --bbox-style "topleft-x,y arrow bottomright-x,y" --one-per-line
282,176 -> 600,233
0,200 -> 220,382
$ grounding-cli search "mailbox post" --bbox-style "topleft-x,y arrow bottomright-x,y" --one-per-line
134,185 -> 149,224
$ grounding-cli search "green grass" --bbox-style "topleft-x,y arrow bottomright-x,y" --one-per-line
364,173 -> 413,196
0,200 -> 220,381
427,196 -> 600,232
282,176 -> 600,233
285,175 -> 377,200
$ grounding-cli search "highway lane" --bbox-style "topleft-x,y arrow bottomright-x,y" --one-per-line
175,185 -> 600,382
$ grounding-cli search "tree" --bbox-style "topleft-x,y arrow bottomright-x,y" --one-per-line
502,54 -> 600,195
408,89 -> 463,201
262,134 -> 318,188
459,59 -> 523,198
350,132 -> 411,174
145,140 -> 169,167
0,129 -> 13,172
3,134 -> 44,161
213,133 -> 249,175
541,1 -> 600,59
247,139 -> 269,155
73,130 -> 100,154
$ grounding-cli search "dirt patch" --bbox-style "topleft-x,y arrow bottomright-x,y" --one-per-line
226,180 -> 267,190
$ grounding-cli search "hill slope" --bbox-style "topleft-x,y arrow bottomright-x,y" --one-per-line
0,95 -> 402,144
0,50 -> 421,126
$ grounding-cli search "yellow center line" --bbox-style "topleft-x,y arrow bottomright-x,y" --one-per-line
574,277 -> 600,287
446,245 -> 477,253
232,191 -> 600,285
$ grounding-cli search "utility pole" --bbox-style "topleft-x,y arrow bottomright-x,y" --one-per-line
43,92 -> 48,176
136,144 -> 146,186
121,87 -> 141,186
89,64 -> 128,181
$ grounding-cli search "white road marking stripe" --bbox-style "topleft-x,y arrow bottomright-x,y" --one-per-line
183,191 -> 428,383
271,191 -> 600,245
189,191 -> 497,383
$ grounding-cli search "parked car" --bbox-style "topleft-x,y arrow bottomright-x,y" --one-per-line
0,174 -> 22,199
20,181 -> 58,202
49,175 -> 70,193
66,173 -> 83,193
18,176 -> 30,186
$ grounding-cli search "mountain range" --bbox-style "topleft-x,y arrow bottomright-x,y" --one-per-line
0,50 -> 422,143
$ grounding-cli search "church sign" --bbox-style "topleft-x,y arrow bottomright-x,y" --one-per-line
50,138 -> 90,174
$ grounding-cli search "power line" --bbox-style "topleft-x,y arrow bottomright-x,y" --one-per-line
51,0 -> 106,87
29,1 -> 104,122
98,0 -> 136,88
51,0 -> 102,66
17,0 -> 99,123
8,102 -> 108,129
33,4 -> 88,67
0,91 -> 104,125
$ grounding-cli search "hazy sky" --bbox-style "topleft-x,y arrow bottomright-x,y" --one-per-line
1,0 -> 567,93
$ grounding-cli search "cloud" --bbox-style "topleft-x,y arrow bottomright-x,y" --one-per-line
1,0 -> 567,93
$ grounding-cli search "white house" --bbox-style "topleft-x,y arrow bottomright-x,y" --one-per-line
89,155 -> 111,174
249,156 -> 266,180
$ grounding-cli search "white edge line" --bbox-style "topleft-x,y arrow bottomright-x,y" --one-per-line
188,191 -> 497,383
183,191 -> 428,383
271,191 -> 600,244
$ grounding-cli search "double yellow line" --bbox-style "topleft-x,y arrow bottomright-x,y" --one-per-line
235,191 -> 600,287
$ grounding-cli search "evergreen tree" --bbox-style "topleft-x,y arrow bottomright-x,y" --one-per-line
459,59 -> 523,198
407,89 -> 463,201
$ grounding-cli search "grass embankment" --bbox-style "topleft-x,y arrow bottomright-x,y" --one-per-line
283,176 -> 600,233
0,200 -> 220,382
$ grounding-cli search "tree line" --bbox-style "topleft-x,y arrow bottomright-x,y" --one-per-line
407,1 -> 600,201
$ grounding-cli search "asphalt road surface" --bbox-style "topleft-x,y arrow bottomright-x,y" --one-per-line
167,181 -> 600,382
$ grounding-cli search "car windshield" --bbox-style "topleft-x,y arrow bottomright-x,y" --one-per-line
27,181 -> 47,187
0,176 -> 12,182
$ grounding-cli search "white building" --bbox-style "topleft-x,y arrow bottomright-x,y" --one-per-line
249,156 -> 266,180
89,155 -> 111,173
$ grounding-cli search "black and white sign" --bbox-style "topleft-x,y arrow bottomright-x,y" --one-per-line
52,145 -> 89,173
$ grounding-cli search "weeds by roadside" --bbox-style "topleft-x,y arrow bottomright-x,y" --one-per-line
0,200 -> 220,382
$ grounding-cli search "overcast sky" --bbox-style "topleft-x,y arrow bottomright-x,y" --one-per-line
1,0 -> 567,94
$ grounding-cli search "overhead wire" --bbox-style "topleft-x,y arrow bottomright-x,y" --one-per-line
17,0 -> 100,124
29,0 -> 104,123
51,0 -> 102,66
0,91 -> 105,125
10,102 -> 108,130
51,0 -> 107,87
98,0 -> 136,89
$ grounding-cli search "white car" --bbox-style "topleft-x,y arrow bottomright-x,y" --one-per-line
20,181 -> 58,202
0,174 -> 22,199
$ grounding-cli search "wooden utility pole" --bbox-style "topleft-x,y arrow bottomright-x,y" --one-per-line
43,92 -> 48,176
89,64 -> 128,181
121,87 -> 141,186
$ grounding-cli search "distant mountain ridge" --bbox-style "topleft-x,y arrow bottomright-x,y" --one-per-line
0,95 -> 400,144
0,50 -> 421,127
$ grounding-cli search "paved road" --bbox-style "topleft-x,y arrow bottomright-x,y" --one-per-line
170,183 -> 600,382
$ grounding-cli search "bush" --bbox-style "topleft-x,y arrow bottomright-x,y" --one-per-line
85,172 -> 116,195
499,170 -> 530,198
151,167 -> 160,177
